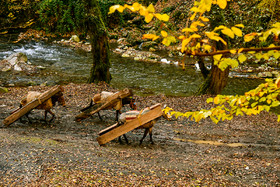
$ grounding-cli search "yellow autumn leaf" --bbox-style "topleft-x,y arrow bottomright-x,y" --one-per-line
132,2 -> 141,10
162,36 -> 176,46
255,53 -> 262,59
238,48 -> 244,53
182,27 -> 194,33
273,51 -> 280,59
238,54 -> 247,63
235,24 -> 245,28
181,38 -> 191,52
214,96 -> 220,104
179,35 -> 185,40
161,30 -> 168,37
200,16 -> 209,22
231,26 -> 242,37
147,4 -> 155,13
0,31 -> 8,35
272,22 -> 280,28
154,13 -> 169,21
221,28 -> 235,39
145,13 -> 154,23
190,13 -> 197,21
108,5 -> 124,14
213,25 -> 226,32
207,97 -> 214,103
190,7 -> 200,12
213,54 -> 223,64
190,34 -> 201,38
262,53 -> 269,60
244,33 -> 258,42
126,3 -> 140,12
278,115 -> 280,122
203,45 -> 212,52
142,34 -> 159,41
217,0 -> 227,9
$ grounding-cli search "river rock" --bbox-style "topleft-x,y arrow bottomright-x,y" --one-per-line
0,52 -> 37,73
257,71 -> 273,78
70,35 -> 80,43
272,71 -> 280,78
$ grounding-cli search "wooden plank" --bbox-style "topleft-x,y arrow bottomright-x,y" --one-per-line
75,88 -> 133,122
98,123 -> 118,136
3,85 -> 63,126
96,104 -> 162,145
75,103 -> 103,121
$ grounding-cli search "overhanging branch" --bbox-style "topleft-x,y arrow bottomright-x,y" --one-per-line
186,46 -> 280,57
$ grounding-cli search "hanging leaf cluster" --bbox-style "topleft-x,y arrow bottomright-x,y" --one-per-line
108,3 -> 176,46
164,77 -> 280,124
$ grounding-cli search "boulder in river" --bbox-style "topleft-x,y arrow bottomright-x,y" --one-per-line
0,52 -> 37,74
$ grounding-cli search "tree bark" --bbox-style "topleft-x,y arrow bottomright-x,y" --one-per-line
83,0 -> 111,83
197,64 -> 230,95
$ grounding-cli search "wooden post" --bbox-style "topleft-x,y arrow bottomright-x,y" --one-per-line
3,85 -> 63,126
75,88 -> 133,122
96,104 -> 162,145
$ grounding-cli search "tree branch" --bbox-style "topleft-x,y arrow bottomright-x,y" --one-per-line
187,46 -> 280,57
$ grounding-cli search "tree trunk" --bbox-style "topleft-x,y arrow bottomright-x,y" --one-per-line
84,0 -> 111,83
197,63 -> 230,95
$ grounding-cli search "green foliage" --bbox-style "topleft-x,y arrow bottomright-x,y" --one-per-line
38,0 -> 86,34
257,0 -> 280,22
38,0 -> 132,34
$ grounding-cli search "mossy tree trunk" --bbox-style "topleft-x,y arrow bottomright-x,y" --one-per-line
83,0 -> 111,83
197,43 -> 230,95
197,57 -> 230,95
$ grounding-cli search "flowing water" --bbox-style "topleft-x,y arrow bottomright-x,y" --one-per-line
0,39 -> 264,96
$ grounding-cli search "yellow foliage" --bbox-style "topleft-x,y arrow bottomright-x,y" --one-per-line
200,16 -> 210,22
154,14 -> 169,21
147,4 -> 155,13
162,36 -> 176,46
145,13 -> 154,23
182,27 -> 194,33
108,5 -> 125,14
221,28 -> 235,39
142,34 -> 159,41
216,0 -> 227,9
235,24 -> 245,28
231,26 -> 242,37
244,33 -> 259,42
238,54 -> 247,63
161,31 -> 168,37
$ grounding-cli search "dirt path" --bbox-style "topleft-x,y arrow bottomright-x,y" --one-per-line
0,83 -> 279,186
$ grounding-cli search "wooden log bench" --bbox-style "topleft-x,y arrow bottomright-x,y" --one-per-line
96,103 -> 163,145
75,88 -> 133,122
3,85 -> 64,126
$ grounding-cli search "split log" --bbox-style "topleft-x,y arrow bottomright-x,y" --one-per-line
3,85 -> 63,126
75,88 -> 133,122
96,103 -> 162,145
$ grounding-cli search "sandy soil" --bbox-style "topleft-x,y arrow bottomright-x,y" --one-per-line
0,83 -> 279,186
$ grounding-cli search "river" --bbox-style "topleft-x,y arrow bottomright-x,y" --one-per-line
0,39 -> 264,96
